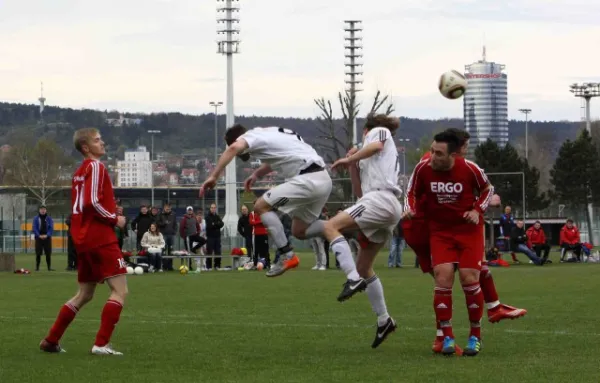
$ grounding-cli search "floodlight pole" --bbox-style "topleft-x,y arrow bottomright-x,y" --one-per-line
569,82 -> 600,245
518,109 -> 531,160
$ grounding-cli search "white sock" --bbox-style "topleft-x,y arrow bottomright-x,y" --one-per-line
331,236 -> 360,280
260,211 -> 293,259
366,275 -> 390,326
304,220 -> 325,239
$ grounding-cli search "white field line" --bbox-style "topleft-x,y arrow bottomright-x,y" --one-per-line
0,315 -> 598,337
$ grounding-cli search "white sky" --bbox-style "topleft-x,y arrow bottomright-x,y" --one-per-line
1,0 -> 599,121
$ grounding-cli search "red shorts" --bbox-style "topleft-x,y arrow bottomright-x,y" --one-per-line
77,242 -> 127,284
402,219 -> 432,273
430,229 -> 483,270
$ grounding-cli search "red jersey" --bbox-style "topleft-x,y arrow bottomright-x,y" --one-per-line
249,212 -> 268,236
71,159 -> 118,252
406,157 -> 493,233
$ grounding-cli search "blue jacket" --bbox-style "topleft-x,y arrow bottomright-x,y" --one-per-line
33,215 -> 54,238
499,213 -> 515,237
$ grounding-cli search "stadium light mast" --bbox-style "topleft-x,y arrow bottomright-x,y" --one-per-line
209,101 -> 223,210
217,0 -> 240,235
344,20 -> 363,147
570,82 -> 600,245
518,108 -> 531,160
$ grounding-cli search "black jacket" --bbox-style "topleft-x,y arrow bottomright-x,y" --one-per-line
157,211 -> 178,236
237,214 -> 251,238
205,213 -> 224,238
131,213 -> 155,237
510,226 -> 528,247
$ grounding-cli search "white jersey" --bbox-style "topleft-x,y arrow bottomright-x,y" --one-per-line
358,127 -> 402,196
239,127 -> 326,179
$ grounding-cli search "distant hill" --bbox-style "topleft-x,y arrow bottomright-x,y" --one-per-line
0,101 -> 582,158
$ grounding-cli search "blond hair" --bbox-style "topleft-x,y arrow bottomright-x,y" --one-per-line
73,128 -> 99,155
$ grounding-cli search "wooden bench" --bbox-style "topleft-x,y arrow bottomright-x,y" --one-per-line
128,254 -> 244,272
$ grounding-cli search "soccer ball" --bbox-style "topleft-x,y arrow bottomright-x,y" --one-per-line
179,265 -> 189,275
134,266 -> 144,275
438,70 -> 467,99
126,266 -> 134,275
256,262 -> 264,271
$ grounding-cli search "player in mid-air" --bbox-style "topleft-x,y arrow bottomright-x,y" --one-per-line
200,124 -> 332,277
403,128 -> 526,354
40,128 -> 128,355
325,114 -> 403,348
405,131 -> 493,356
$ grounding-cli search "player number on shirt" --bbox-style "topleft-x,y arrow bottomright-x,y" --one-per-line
72,184 -> 84,214
278,127 -> 303,142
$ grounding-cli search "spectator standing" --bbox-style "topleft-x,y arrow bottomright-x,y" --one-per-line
526,221 -> 551,264
131,205 -> 155,250
157,203 -> 177,254
249,208 -> 270,268
205,204 -> 224,270
33,205 -> 54,271
237,205 -> 253,261
388,220 -> 405,268
179,206 -> 205,270
499,205 -> 519,263
114,206 -> 129,251
65,214 -> 77,271
510,220 -> 542,265
560,219 -> 582,262
150,206 -> 160,221
140,222 -> 165,272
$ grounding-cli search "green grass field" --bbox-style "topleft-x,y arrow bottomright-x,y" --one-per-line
1,251 -> 599,383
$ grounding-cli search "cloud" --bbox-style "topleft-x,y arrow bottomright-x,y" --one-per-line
0,0 -> 598,122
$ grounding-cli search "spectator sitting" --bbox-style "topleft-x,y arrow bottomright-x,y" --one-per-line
510,220 -> 543,266
526,220 -> 551,265
560,219 -> 582,262
140,223 -> 165,272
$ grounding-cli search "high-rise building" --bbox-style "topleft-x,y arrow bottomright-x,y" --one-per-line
463,47 -> 508,157
117,146 -> 152,187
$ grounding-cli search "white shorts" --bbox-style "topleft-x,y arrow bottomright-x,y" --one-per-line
344,190 -> 403,244
262,170 -> 332,224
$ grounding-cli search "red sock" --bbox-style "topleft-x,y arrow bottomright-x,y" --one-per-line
45,303 -> 79,344
433,287 -> 453,338
479,264 -> 499,307
511,252 -> 518,261
94,299 -> 123,347
463,282 -> 484,339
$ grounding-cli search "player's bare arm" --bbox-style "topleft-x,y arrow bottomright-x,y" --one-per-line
331,141 -> 384,170
200,138 -> 249,196
347,161 -> 363,198
245,162 -> 273,191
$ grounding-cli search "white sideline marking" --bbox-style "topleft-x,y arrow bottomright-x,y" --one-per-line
0,315 -> 598,337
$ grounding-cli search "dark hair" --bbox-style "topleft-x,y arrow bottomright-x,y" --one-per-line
444,128 -> 470,146
224,124 -> 247,146
535,220 -> 541,224
364,113 -> 399,133
567,219 -> 574,223
433,131 -> 461,154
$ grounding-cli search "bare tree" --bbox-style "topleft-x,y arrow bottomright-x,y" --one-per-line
3,138 -> 74,205
313,90 -> 394,204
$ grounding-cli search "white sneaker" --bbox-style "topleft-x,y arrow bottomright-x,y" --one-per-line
91,345 -> 123,355
318,266 -> 326,271
311,265 -> 319,270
